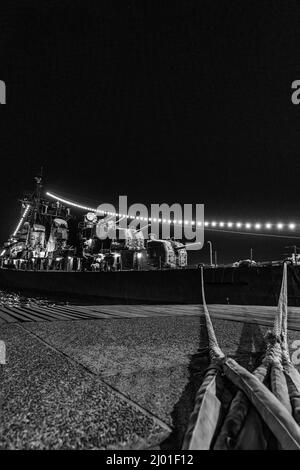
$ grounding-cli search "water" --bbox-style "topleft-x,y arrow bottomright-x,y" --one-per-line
0,288 -> 139,307
0,289 -> 69,308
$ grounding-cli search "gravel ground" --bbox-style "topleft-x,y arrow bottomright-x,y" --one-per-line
0,324 -> 169,450
25,317 -> 300,437
1,315 -> 299,449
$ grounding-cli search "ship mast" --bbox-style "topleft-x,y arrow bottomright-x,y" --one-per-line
32,166 -> 43,226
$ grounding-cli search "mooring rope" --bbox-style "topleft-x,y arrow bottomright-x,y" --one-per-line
221,262 -> 300,449
279,263 -> 300,425
279,263 -> 290,362
182,267 -> 225,450
200,267 -> 225,361
184,262 -> 300,450
214,271 -> 289,450
252,262 -> 288,375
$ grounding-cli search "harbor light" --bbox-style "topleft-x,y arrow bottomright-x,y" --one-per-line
277,223 -> 283,230
255,223 -> 261,230
265,223 -> 272,229
289,223 -> 296,230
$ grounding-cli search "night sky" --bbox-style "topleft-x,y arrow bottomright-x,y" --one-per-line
1,0 -> 300,264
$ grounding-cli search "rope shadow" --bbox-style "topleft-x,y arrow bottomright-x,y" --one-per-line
231,322 -> 267,371
160,316 -> 267,449
160,312 -> 211,449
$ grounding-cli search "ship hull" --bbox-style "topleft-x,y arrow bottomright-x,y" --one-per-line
0,264 -> 300,305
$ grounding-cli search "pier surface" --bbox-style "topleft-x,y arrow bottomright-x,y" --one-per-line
1,303 -> 300,330
0,304 -> 300,449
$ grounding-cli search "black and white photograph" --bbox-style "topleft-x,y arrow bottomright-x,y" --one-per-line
1,0 -> 300,456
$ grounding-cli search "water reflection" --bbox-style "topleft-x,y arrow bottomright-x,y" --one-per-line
0,289 -> 68,308
0,288 -> 137,307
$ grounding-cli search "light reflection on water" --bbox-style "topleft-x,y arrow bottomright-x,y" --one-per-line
0,289 -> 131,307
0,289 -> 69,308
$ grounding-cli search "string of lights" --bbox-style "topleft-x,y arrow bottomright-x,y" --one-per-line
206,227 -> 300,239
46,191 -> 297,233
12,204 -> 30,237
204,221 -> 296,231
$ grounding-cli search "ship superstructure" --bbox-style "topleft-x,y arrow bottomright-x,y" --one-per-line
0,175 -> 188,273
2,175 -> 298,307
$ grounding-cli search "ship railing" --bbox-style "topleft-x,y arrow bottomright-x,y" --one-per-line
0,256 -> 191,272
0,256 -> 125,272
0,256 -> 83,272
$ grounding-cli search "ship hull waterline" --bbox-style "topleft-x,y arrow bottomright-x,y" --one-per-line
0,264 -> 300,306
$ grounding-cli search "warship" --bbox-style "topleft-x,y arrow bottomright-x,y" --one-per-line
0,175 -> 299,305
